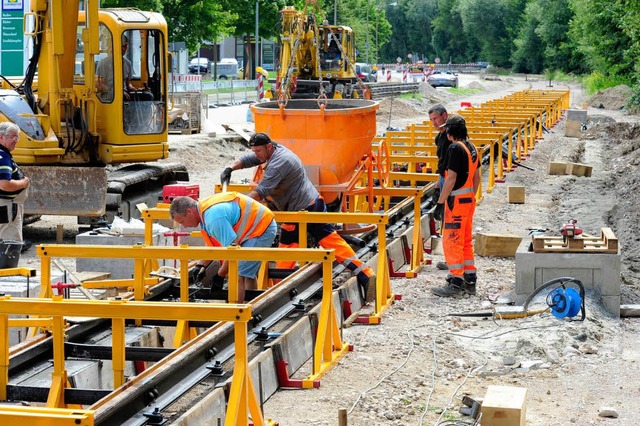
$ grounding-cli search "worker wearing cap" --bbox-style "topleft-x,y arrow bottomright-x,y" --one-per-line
431,115 -> 480,297
170,193 -> 277,302
220,132 -> 377,302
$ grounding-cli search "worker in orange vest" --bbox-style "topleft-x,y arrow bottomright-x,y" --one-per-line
170,193 -> 277,302
431,115 -> 480,297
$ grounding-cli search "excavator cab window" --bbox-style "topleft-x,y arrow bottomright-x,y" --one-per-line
122,28 -> 165,135
94,25 -> 115,103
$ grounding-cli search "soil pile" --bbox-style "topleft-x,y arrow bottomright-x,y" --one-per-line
586,84 -> 633,110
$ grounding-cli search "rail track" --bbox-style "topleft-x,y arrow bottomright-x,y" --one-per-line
366,82 -> 421,99
1,88 -> 567,425
4,185 -> 436,425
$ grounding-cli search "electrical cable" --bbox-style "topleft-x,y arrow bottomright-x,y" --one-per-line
417,315 -> 559,426
346,329 -> 416,415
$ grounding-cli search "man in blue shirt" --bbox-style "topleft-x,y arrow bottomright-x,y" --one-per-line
0,122 -> 30,243
170,193 -> 277,302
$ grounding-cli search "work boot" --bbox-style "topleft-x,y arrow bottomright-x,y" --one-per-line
463,272 -> 477,296
431,275 -> 465,298
358,274 -> 377,303
436,261 -> 448,270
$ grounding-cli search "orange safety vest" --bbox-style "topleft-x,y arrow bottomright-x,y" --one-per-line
198,192 -> 274,247
447,140 -> 479,197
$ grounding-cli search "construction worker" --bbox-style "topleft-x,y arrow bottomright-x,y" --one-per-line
428,104 -> 451,271
220,132 -> 377,302
169,193 -> 277,302
431,115 -> 480,297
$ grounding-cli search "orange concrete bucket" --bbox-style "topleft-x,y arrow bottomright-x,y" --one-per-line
251,99 -> 380,202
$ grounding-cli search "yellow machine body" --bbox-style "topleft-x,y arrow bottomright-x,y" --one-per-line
0,2 -> 177,217
276,6 -> 360,99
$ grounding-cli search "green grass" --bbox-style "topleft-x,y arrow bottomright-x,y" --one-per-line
399,93 -> 424,102
448,87 -> 481,96
486,68 -> 511,76
581,71 -> 631,94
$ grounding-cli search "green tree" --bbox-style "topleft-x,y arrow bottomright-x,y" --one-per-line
101,0 -> 237,51
569,0 -> 633,79
511,1 -> 544,73
458,0 -> 521,68
431,0 -> 476,63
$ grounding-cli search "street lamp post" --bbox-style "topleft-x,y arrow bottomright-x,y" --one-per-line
255,1 -> 259,73
365,2 -> 369,64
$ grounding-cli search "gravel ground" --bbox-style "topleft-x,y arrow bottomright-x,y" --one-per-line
18,75 -> 640,426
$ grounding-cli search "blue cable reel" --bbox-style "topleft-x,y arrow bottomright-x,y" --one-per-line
547,287 -> 583,319
523,277 -> 586,321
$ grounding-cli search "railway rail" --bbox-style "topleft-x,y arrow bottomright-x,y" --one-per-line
0,88 -> 569,425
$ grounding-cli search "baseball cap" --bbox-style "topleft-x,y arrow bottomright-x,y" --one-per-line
248,132 -> 272,147
439,114 -> 466,128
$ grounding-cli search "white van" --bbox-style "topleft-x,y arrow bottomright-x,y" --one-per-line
212,58 -> 239,80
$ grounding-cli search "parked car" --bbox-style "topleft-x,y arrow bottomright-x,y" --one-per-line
355,63 -> 377,82
427,70 -> 459,88
189,57 -> 209,74
212,58 -> 239,80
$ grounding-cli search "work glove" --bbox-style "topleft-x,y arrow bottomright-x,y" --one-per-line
433,203 -> 445,222
432,187 -> 441,205
220,167 -> 233,186
190,264 -> 206,283
210,274 -> 225,292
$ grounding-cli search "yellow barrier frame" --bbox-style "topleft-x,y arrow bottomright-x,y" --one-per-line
0,296 -> 272,426
0,406 -> 94,426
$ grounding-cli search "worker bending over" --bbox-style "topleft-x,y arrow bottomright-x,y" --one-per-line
431,115 -> 480,297
170,193 -> 277,302
221,132 -> 377,302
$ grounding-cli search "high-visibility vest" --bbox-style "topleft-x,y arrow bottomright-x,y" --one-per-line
447,140 -> 479,197
198,192 -> 274,247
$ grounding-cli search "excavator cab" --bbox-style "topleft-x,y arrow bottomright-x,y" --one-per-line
10,5 -> 184,222
76,10 -> 169,162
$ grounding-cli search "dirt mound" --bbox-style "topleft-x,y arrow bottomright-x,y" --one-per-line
417,82 -> 444,102
466,81 -> 484,90
586,84 -> 633,110
376,97 -> 425,122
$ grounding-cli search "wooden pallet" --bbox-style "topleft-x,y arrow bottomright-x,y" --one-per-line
532,227 -> 618,253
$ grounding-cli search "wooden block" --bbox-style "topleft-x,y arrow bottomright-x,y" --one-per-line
507,186 -> 525,204
602,227 -> 618,251
56,224 -> 64,244
481,385 -> 527,426
547,162 -> 568,175
475,233 -> 523,257
566,162 -> 592,177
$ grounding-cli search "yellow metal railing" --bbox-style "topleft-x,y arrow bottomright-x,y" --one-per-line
0,296 -> 268,426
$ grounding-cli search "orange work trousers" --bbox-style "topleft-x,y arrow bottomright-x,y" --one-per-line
442,195 -> 476,278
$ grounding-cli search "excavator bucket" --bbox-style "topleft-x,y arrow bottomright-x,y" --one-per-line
22,166 -> 108,216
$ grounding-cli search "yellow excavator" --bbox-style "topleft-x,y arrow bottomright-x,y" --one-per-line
275,4 -> 369,100
0,1 -> 187,224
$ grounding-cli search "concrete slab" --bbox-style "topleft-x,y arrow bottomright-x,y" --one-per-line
75,232 -> 171,279
173,387 -> 226,426
249,348 -> 278,405
0,272 -> 63,346
515,239 -> 621,316
269,316 -> 313,378
11,326 -> 162,391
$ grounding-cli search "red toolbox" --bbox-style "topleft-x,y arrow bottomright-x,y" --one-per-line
162,184 -> 200,203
